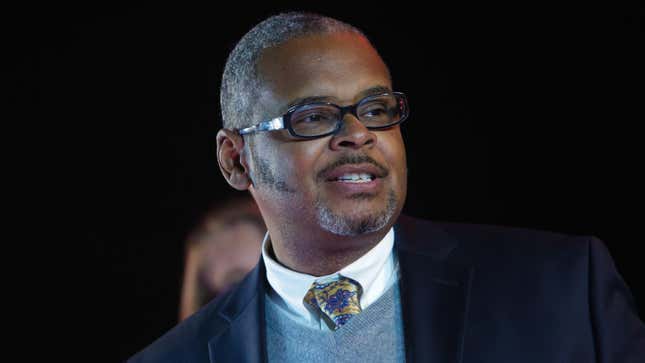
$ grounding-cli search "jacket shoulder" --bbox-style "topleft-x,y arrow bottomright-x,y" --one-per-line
125,283 -> 239,363
126,257 -> 264,363
396,214 -> 593,265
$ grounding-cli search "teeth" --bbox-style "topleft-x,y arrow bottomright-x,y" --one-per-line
336,173 -> 374,183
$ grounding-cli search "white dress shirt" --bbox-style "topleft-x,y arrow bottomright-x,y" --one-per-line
262,227 -> 399,330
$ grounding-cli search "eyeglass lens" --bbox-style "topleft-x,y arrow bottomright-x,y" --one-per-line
290,94 -> 404,137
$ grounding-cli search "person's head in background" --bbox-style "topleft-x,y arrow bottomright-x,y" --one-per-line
179,193 -> 265,321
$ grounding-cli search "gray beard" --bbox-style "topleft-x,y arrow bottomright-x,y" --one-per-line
249,151 -> 398,236
315,189 -> 398,236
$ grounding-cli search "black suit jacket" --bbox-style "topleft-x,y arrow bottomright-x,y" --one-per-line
128,215 -> 645,362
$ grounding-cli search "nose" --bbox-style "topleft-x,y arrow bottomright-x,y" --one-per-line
329,114 -> 377,150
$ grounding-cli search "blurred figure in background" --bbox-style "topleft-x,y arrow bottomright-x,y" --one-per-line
178,193 -> 265,321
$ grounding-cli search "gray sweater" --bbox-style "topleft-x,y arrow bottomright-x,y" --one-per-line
265,281 -> 406,362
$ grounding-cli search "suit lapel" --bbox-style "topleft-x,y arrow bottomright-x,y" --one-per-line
395,216 -> 474,363
207,261 -> 268,363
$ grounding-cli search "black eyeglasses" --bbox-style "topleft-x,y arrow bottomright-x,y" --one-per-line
238,92 -> 409,139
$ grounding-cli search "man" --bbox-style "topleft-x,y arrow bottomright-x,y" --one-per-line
128,12 -> 644,362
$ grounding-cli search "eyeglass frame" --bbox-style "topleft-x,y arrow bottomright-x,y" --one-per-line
237,91 -> 409,139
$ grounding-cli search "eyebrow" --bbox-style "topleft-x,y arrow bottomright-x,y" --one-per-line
285,85 -> 393,110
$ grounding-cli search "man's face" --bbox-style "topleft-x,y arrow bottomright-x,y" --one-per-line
247,32 -> 407,239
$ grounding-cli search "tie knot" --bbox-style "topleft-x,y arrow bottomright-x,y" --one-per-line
304,276 -> 362,330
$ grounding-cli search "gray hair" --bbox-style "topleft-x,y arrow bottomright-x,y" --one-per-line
219,12 -> 367,130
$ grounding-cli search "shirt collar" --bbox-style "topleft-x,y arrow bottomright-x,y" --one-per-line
262,227 -> 395,319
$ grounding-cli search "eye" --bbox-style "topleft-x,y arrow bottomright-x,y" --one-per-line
299,113 -> 325,123
291,107 -> 337,125
359,103 -> 388,118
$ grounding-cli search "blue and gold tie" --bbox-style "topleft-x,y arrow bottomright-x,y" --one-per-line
304,276 -> 362,330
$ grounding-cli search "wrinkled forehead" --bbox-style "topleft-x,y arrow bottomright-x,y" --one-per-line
256,32 -> 392,115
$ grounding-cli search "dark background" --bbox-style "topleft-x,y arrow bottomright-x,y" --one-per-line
6,1 -> 643,361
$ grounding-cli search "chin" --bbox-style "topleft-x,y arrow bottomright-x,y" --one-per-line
315,189 -> 398,237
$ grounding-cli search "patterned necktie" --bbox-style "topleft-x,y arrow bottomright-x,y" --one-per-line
304,276 -> 362,330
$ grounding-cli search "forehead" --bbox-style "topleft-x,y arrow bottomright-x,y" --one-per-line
256,32 -> 392,112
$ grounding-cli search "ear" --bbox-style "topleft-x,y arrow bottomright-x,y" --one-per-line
216,129 -> 252,190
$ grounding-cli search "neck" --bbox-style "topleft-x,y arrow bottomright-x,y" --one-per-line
267,224 -> 390,276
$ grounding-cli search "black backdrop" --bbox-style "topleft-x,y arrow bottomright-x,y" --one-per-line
6,1 -> 643,362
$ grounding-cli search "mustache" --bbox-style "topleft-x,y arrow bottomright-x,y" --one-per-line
317,154 -> 389,180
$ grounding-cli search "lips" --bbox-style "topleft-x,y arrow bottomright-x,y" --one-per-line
323,164 -> 387,182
